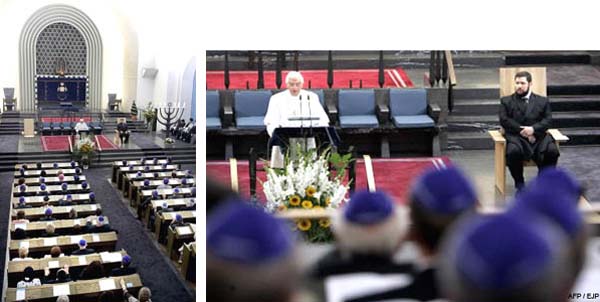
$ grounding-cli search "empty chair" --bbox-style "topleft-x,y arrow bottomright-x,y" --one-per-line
233,90 -> 272,130
41,122 -> 53,135
308,89 -> 326,108
389,89 -> 435,129
89,121 -> 103,134
207,91 -> 222,130
338,89 -> 379,128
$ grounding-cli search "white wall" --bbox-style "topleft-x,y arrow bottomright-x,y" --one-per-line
0,0 -> 198,115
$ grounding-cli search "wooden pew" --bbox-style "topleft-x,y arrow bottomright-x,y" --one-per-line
7,251 -> 126,288
120,170 -> 190,192
166,224 -> 196,260
137,187 -> 195,208
11,216 -> 109,238
114,164 -> 179,186
111,159 -> 171,183
9,232 -> 118,259
142,198 -> 195,226
128,177 -> 195,200
15,162 -> 79,170
13,204 -> 101,221
14,168 -> 79,178
13,175 -> 86,185
12,193 -> 93,208
13,184 -> 90,196
5,274 -> 142,302
154,210 -> 196,242
181,242 -> 196,283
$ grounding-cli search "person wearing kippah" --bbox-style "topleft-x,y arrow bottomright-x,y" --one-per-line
156,204 -> 175,243
71,239 -> 95,255
156,178 -> 172,190
39,207 -> 56,221
311,190 -> 413,280
438,212 -> 572,301
16,197 -> 31,209
110,254 -> 137,277
348,165 -> 478,302
86,215 -> 113,233
207,201 -> 298,302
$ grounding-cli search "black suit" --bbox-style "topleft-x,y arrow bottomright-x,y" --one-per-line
110,267 -> 137,277
117,122 -> 130,144
72,248 -> 95,255
499,92 -> 559,187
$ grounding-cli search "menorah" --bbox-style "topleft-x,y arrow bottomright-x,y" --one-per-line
157,102 -> 184,138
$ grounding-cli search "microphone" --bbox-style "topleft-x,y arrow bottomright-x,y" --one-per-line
307,93 -> 313,135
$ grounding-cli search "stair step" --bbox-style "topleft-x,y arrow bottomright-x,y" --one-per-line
505,54 -> 591,65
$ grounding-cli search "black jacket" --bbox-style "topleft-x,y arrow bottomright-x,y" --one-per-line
110,267 -> 137,277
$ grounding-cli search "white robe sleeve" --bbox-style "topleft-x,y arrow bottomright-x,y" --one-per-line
264,94 -> 281,137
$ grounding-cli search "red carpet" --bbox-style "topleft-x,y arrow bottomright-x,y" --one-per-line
206,68 -> 414,90
206,157 -> 450,205
41,136 -> 71,152
95,135 -> 119,150
41,116 -> 92,123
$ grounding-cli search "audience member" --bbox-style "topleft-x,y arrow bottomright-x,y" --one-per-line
111,254 -> 137,276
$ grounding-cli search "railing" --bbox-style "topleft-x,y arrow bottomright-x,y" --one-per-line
428,50 -> 457,111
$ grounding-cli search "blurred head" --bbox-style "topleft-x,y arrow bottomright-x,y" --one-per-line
57,295 -> 70,302
23,266 -> 35,281
18,246 -> 29,258
332,190 -> 409,256
79,239 -> 87,249
438,212 -> 572,302
18,177 -> 25,185
138,287 -> 152,302
69,208 -> 78,219
46,223 -> 55,235
207,202 -> 298,302
408,165 -> 478,254
527,167 -> 583,204
45,207 -> 53,217
51,246 -> 62,258
285,71 -> 304,96
122,254 -> 132,268
17,210 -> 26,220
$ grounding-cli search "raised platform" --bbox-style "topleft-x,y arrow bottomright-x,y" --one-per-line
0,132 -> 196,172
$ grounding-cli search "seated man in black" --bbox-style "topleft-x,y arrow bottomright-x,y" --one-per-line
72,239 -> 95,255
110,254 -> 137,276
117,120 -> 130,144
500,71 -> 559,192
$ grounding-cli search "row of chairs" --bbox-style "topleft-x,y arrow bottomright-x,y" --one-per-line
206,88 -> 439,131
39,121 -> 103,136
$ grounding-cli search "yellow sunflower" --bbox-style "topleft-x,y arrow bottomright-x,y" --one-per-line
289,195 -> 301,207
319,219 -> 331,228
302,200 -> 313,209
305,186 -> 317,197
325,197 -> 331,206
297,219 -> 312,231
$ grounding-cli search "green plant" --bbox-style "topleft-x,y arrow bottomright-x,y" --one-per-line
142,102 -> 157,122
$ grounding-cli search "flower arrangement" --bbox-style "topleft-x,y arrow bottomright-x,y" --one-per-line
262,146 -> 353,242
73,137 -> 96,168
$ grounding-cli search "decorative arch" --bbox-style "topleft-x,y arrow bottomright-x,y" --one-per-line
19,4 -> 102,111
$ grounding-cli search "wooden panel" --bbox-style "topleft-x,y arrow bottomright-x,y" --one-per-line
499,67 -> 547,98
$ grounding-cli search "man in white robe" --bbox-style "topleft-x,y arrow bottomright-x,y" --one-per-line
74,118 -> 89,140
264,71 -> 329,137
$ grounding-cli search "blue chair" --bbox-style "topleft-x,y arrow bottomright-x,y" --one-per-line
308,89 -> 326,108
233,90 -> 272,130
338,89 -> 379,128
89,122 -> 103,134
206,91 -> 221,130
389,89 -> 435,129
42,122 -> 52,135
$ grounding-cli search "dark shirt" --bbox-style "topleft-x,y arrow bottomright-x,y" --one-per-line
117,123 -> 129,132
71,248 -> 95,256
311,250 -> 415,280
110,267 -> 137,277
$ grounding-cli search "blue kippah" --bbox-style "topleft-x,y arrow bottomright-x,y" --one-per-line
98,215 -> 105,222
89,192 -> 95,199
81,181 -> 88,188
40,183 -> 46,190
162,202 -> 168,208
174,188 -> 180,194
75,168 -> 81,174
45,208 -> 53,216
152,190 -> 159,197
61,183 -> 68,189
344,190 -> 394,225
137,171 -> 143,177
74,175 -> 80,181
207,202 -> 294,264
19,184 -> 26,191
182,178 -> 188,185
79,239 -> 87,246
144,179 -> 150,186
163,178 -> 169,185
39,177 -> 45,183
175,214 -> 183,221
529,167 -> 582,203
66,194 -> 72,200
453,213 -> 560,290
410,165 -> 477,214
512,188 -> 583,237
19,196 -> 25,203
162,163 -> 167,168
128,165 -> 134,170
144,165 -> 150,171
122,255 -> 131,264
70,161 -> 76,167
53,163 -> 58,168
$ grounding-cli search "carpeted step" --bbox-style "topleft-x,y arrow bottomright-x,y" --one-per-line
505,53 -> 591,65
450,96 -> 600,116
448,112 -> 600,130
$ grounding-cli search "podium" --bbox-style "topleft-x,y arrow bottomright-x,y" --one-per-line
268,126 -> 340,157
